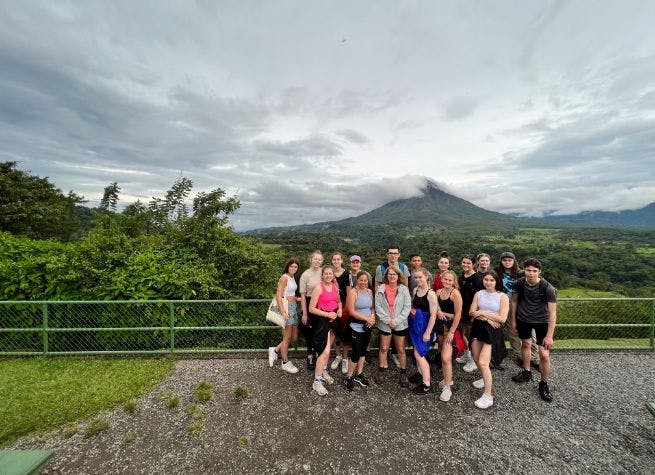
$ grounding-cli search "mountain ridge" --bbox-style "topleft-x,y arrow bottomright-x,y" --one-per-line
248,181 -> 654,234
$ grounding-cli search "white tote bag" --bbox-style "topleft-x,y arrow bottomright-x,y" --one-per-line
266,295 -> 287,328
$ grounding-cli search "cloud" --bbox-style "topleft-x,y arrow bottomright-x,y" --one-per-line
442,95 -> 482,121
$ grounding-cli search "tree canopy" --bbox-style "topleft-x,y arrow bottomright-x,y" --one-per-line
0,161 -> 84,241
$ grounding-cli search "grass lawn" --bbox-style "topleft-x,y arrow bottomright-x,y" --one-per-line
0,358 -> 174,446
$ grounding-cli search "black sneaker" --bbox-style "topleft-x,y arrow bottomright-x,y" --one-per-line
353,373 -> 370,387
399,369 -> 410,388
516,357 -> 540,371
412,382 -> 432,395
408,372 -> 422,385
307,354 -> 315,371
512,369 -> 533,383
345,376 -> 354,392
539,381 -> 553,402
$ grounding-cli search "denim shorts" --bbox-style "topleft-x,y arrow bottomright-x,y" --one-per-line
285,301 -> 299,326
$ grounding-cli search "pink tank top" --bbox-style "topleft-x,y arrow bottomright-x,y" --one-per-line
317,282 -> 339,311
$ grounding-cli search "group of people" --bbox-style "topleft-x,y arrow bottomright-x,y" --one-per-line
267,245 -> 558,408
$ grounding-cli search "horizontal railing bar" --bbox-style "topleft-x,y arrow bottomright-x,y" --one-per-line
0,299 -> 270,305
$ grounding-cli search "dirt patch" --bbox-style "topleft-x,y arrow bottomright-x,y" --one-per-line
10,352 -> 655,474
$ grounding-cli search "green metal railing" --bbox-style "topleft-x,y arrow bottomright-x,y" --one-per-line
0,298 -> 653,355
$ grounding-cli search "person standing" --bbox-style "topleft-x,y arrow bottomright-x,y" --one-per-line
268,258 -> 302,373
374,245 -> 411,368
435,270 -> 463,402
408,267 -> 438,394
344,271 -> 376,391
374,265 -> 411,387
299,250 -> 323,371
456,254 -> 484,372
309,265 -> 343,396
330,252 -> 350,374
511,258 -> 557,402
476,253 -> 491,273
431,251 -> 451,292
495,252 -> 539,368
468,271 -> 509,409
408,254 -> 433,294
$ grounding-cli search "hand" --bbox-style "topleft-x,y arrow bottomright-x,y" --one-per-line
327,311 -> 337,320
336,309 -> 342,318
301,315 -> 308,325
444,332 -> 454,344
422,331 -> 431,343
542,336 -> 554,350
511,320 -> 517,332
410,308 -> 416,317
488,320 -> 500,329
389,320 -> 396,329
282,312 -> 289,320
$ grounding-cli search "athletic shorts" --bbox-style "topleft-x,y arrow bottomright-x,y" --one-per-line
378,327 -> 409,337
350,328 -> 372,362
516,320 -> 549,346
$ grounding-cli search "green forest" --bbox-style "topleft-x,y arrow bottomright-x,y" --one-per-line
1,161 -> 654,301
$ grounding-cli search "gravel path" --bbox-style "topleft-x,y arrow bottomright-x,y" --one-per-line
10,352 -> 655,474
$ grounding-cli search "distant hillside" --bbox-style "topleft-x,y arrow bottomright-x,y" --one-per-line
544,203 -> 655,229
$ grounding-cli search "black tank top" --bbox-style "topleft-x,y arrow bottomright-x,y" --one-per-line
412,289 -> 430,313
437,289 -> 455,314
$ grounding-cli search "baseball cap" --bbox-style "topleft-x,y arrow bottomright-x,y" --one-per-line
349,255 -> 361,262
500,252 -> 516,260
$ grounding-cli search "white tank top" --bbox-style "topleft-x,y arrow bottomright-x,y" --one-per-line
284,274 -> 298,297
477,290 -> 501,313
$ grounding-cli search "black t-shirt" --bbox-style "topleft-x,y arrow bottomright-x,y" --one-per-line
459,272 -> 483,316
334,270 -> 350,304
516,279 -> 557,323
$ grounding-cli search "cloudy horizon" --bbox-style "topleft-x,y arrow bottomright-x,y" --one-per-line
2,1 -> 654,230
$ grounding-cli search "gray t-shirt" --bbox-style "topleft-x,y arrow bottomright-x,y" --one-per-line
516,279 -> 557,324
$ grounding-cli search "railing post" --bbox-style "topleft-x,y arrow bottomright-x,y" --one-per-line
42,303 -> 49,355
650,300 -> 654,350
169,302 -> 175,353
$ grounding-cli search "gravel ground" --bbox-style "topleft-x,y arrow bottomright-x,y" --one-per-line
9,352 -> 655,474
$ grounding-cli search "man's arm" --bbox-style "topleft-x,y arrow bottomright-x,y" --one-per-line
542,302 -> 557,350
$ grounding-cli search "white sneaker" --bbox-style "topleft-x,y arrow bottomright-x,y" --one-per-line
341,357 -> 349,374
472,378 -> 485,389
474,393 -> 494,409
455,349 -> 470,364
390,354 -> 401,367
439,386 -> 452,402
312,379 -> 328,396
281,361 -> 298,374
321,371 -> 334,385
330,355 -> 343,370
268,347 -> 278,367
463,360 -> 478,373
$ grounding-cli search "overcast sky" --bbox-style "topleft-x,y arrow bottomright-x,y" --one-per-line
2,1 -> 654,230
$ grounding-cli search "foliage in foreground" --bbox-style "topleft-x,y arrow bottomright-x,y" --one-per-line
0,175 -> 283,301
0,358 -> 174,446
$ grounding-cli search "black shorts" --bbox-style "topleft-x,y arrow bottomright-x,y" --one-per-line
310,314 -> 330,353
434,318 -> 455,337
378,327 -> 408,337
350,328 -> 372,362
469,319 -> 502,346
516,320 -> 549,346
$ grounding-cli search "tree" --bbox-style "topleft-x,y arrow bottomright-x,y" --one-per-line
0,161 -> 84,241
